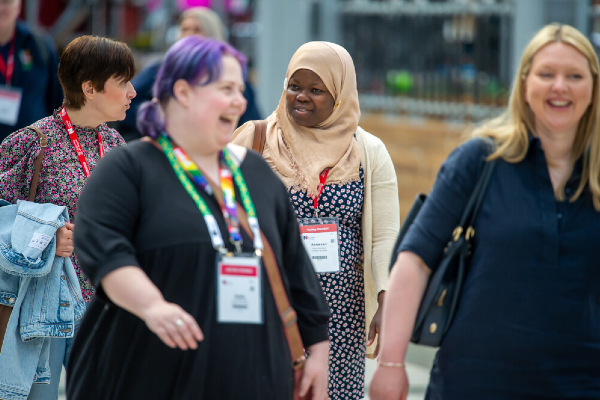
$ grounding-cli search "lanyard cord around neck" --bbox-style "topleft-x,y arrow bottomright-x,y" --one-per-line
311,169 -> 330,217
158,134 -> 263,254
0,32 -> 16,85
60,108 -> 104,178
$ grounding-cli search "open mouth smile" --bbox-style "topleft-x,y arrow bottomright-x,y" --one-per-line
547,100 -> 572,108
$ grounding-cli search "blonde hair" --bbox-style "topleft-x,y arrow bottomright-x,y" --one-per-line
472,23 -> 600,210
179,7 -> 227,42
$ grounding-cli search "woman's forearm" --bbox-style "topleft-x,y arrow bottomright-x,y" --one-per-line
101,266 -> 165,320
377,251 -> 430,363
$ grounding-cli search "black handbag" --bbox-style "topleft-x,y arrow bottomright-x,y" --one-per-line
390,143 -> 496,347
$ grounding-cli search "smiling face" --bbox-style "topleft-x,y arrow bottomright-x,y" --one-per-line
285,69 -> 335,127
524,42 -> 593,138
187,54 -> 247,151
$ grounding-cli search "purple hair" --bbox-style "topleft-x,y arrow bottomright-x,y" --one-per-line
137,36 -> 247,138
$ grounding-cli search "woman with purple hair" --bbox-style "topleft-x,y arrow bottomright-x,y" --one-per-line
66,36 -> 330,400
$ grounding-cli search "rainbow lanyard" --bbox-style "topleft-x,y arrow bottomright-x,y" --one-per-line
158,134 -> 263,254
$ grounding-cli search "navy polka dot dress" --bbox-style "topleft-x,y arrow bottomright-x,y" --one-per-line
289,166 -> 366,400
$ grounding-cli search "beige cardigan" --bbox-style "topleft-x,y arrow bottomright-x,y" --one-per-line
232,124 -> 400,357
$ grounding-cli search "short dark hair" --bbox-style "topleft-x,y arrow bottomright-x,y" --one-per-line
58,36 -> 135,110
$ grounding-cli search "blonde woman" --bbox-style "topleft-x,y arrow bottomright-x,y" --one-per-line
370,23 -> 600,400
178,6 -> 227,40
119,6 -> 259,140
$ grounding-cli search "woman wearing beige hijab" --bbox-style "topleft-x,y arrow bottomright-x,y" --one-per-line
233,41 -> 399,400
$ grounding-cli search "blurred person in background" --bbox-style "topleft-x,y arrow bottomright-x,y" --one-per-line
66,36 -> 329,400
0,0 -> 63,144
0,35 -> 135,399
370,23 -> 600,400
233,41 -> 399,400
118,6 -> 260,141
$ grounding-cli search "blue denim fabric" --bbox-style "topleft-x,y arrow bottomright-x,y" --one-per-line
27,315 -> 83,400
0,200 -> 85,400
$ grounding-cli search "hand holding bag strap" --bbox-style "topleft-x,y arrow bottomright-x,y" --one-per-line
26,126 -> 48,202
252,120 -> 267,155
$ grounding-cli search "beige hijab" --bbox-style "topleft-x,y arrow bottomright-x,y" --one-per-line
263,41 -> 362,196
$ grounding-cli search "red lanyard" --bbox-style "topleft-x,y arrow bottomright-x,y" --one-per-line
311,169 -> 330,214
0,33 -> 16,85
60,108 -> 104,178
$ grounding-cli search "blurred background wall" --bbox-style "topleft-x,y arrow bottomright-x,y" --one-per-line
28,2 -> 600,397
23,0 -> 598,222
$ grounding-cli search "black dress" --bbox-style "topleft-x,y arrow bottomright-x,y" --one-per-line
66,141 -> 330,400
288,167 -> 366,400
400,137 -> 600,399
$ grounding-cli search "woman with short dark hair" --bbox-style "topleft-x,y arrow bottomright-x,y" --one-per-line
58,35 -> 135,111
0,35 -> 135,400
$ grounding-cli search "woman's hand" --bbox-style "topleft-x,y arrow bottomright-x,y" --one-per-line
298,340 -> 329,400
142,299 -> 204,350
56,222 -> 74,258
367,291 -> 386,357
102,266 -> 204,351
369,364 -> 409,400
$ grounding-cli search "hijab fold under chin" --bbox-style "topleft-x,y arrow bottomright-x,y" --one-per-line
263,41 -> 362,196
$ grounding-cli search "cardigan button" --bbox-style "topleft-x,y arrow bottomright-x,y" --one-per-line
429,322 -> 437,334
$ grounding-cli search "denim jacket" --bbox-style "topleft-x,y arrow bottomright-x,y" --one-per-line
0,200 -> 85,400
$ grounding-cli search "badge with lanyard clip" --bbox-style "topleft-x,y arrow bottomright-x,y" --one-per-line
213,152 -> 265,325
206,197 -> 264,326
298,169 -> 341,273
158,134 -> 265,324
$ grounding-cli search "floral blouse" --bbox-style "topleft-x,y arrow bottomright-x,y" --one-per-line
0,107 -> 126,301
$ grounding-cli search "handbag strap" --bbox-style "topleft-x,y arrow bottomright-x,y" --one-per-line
207,177 -> 305,367
235,203 -> 306,366
252,120 -> 267,154
27,126 -> 48,202
453,139 -> 497,241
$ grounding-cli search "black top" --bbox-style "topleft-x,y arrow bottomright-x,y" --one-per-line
67,141 -> 330,400
400,137 -> 600,399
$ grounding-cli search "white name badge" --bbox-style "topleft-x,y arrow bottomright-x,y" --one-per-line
0,85 -> 22,126
217,255 -> 263,324
299,217 -> 341,273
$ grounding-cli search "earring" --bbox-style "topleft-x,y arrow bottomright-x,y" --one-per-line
335,101 -> 342,108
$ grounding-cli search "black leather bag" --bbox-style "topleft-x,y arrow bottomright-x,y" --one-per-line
390,145 -> 496,347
